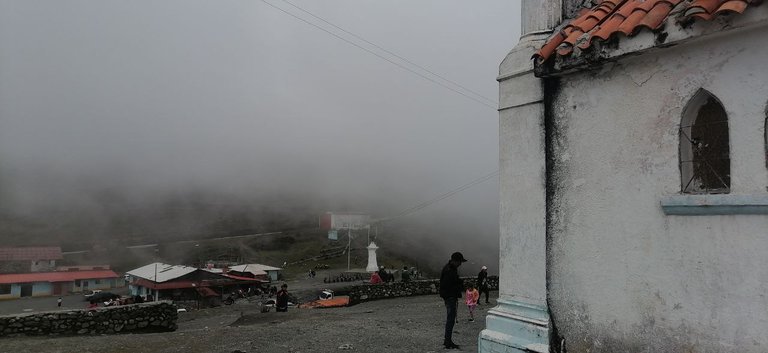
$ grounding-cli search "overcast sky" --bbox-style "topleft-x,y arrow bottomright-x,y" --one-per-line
0,1 -> 521,252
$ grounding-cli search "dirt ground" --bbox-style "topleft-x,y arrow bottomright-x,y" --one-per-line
0,292 -> 497,353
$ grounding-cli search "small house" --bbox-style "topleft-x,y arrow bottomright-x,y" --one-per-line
0,270 -> 121,299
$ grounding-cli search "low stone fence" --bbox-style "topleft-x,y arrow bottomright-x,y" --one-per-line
0,301 -> 178,337
343,276 -> 499,305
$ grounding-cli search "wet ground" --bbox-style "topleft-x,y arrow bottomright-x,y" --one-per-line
0,292 -> 497,353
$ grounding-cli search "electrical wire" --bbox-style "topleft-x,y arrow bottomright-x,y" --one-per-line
278,0 -> 498,106
259,0 -> 498,110
379,169 -> 500,222
258,1 -> 501,222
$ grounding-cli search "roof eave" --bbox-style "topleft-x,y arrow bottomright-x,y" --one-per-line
534,6 -> 768,77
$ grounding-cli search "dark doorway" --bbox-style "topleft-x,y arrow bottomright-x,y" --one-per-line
53,282 -> 63,295
20,284 -> 33,297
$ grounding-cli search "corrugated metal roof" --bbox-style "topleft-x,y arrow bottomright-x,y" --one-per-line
126,262 -> 197,283
229,264 -> 281,275
0,270 -> 119,284
0,247 -> 63,261
221,273 -> 268,282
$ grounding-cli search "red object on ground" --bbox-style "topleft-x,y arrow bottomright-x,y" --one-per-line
299,296 -> 351,309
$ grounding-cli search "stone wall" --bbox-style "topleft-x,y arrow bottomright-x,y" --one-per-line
0,301 -> 177,337
344,276 -> 498,305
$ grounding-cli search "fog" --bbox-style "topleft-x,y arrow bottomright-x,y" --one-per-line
0,1 -> 520,271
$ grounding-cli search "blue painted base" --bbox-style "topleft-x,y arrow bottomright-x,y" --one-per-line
661,194 -> 768,215
478,298 -> 549,353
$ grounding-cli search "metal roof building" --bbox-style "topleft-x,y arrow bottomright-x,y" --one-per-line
126,262 -> 196,283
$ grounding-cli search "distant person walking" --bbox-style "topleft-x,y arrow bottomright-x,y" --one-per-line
57,297 -> 62,308
477,265 -> 490,304
465,284 -> 479,322
276,284 -> 290,312
439,251 -> 467,350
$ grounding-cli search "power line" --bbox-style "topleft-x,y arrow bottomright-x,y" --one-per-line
278,0 -> 498,106
379,169 -> 500,222
258,0 -> 498,110
258,1 -> 501,222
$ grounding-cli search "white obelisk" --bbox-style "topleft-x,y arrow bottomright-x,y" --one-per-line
365,242 -> 379,272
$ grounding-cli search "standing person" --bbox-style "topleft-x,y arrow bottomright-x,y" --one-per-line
465,284 -> 479,322
477,265 -> 490,304
378,266 -> 387,282
57,297 -> 62,308
275,284 -> 290,312
439,251 -> 467,350
401,266 -> 410,282
370,271 -> 383,284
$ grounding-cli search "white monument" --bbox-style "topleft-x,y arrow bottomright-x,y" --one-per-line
365,242 -> 379,272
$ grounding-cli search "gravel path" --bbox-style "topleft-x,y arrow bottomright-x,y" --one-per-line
0,293 -> 497,353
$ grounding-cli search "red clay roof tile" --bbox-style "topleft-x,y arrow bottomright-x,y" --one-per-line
640,1 -> 677,29
534,0 -> 761,63
715,0 -> 750,14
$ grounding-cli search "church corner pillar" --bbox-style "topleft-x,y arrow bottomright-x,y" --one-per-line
479,1 -> 560,352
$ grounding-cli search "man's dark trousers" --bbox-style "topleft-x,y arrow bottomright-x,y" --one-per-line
443,297 -> 458,345
480,286 -> 490,303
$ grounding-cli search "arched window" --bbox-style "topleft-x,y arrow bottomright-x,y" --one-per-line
679,89 -> 730,194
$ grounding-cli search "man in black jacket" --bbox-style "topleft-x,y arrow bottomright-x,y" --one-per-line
439,251 -> 467,349
477,265 -> 490,304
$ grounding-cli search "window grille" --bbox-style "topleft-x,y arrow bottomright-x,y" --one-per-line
679,89 -> 730,194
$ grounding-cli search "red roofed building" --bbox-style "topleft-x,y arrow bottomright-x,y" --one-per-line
0,270 -> 121,300
0,247 -> 63,273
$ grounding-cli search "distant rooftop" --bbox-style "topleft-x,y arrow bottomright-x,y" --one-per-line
126,262 -> 197,283
0,270 -> 119,284
229,264 -> 282,276
0,247 -> 63,261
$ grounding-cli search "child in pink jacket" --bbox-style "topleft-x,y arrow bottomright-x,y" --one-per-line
465,284 -> 480,322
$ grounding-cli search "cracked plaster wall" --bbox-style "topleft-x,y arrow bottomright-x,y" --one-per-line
545,29 -> 768,352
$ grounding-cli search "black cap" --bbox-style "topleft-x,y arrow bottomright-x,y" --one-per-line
451,252 -> 468,262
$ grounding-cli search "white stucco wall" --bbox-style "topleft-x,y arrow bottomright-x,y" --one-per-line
545,27 -> 768,352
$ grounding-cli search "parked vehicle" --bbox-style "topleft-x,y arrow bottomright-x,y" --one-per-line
261,298 -> 296,308
89,291 -> 120,303
319,289 -> 334,300
83,289 -> 102,300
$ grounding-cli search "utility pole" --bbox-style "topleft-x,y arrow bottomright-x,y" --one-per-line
347,228 -> 352,271
153,262 -> 158,302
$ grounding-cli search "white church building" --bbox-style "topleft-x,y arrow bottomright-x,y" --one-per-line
482,0 -> 768,352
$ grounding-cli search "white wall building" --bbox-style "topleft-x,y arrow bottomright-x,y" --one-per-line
319,212 -> 371,230
483,1 -> 768,352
